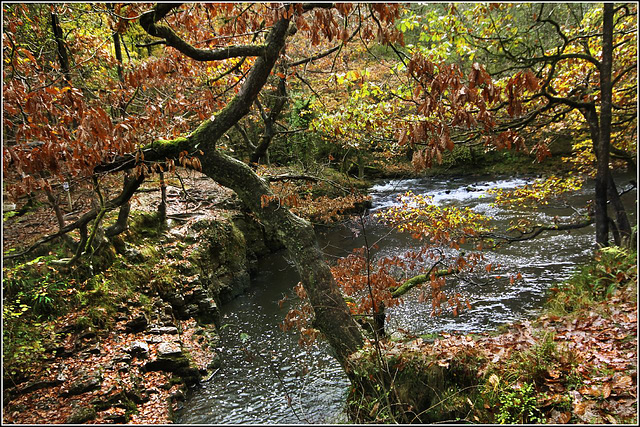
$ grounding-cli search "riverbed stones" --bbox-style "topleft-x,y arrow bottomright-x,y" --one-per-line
197,298 -> 219,324
142,342 -> 202,385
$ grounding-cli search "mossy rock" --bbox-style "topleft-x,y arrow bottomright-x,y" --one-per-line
66,405 -> 97,424
347,345 -> 483,423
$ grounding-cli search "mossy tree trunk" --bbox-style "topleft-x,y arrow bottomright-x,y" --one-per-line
101,3 -> 366,367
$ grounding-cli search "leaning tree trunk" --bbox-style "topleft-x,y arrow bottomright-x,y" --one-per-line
204,150 -> 365,362
129,5 -> 365,366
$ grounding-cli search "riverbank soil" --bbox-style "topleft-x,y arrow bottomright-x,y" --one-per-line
2,166 -> 369,424
346,248 -> 637,424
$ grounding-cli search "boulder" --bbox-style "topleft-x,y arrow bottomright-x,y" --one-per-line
124,248 -> 145,263
62,372 -> 102,396
143,342 -> 201,386
148,326 -> 179,335
65,405 -> 96,424
84,344 -> 101,355
127,341 -> 149,358
197,298 -> 219,324
124,313 -> 148,333
157,342 -> 182,357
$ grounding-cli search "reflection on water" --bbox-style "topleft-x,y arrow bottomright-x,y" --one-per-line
178,173 -> 636,423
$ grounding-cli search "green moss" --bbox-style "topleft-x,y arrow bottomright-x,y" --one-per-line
128,211 -> 166,239
148,136 -> 191,155
347,345 -> 482,423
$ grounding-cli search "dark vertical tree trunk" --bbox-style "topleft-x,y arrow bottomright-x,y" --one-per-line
158,171 -> 167,223
112,31 -> 124,82
250,76 -> 288,165
44,187 -> 65,230
607,171 -> 632,245
108,4 -> 124,83
594,3 -> 614,247
50,11 -> 70,83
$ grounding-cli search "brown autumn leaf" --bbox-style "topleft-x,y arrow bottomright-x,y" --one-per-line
547,368 -> 561,379
602,382 -> 612,399
614,375 -> 633,389
573,401 -> 588,416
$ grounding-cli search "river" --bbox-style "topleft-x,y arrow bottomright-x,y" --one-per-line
177,173 -> 636,424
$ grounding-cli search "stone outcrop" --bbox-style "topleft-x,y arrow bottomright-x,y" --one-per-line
146,209 -> 282,324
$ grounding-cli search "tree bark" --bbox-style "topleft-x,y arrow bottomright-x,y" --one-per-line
594,4 -> 614,247
250,76 -> 288,165
606,170 -> 632,245
201,150 -> 364,363
51,11 -> 70,83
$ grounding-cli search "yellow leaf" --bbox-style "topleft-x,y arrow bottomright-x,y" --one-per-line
488,373 -> 500,389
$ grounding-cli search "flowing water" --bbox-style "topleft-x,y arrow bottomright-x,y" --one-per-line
177,173 -> 636,424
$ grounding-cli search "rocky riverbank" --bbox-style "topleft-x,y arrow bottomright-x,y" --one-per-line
2,165 -> 375,424
3,174 -> 283,424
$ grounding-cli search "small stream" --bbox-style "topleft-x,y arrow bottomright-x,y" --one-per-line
177,173 -> 636,424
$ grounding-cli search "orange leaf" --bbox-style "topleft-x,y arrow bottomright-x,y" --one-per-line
602,383 -> 612,399
614,375 -> 633,389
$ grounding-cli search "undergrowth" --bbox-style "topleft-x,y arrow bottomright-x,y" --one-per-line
2,212 -> 166,385
347,247 -> 636,424
546,246 -> 637,317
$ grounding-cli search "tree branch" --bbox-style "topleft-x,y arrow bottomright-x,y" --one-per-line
139,3 -> 267,61
5,173 -> 145,260
486,217 -> 595,244
286,20 -> 361,67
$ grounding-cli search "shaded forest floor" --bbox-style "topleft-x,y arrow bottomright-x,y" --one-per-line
3,172 -> 238,424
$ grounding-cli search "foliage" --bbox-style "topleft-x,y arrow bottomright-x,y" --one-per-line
258,166 -> 371,224
2,4 -> 637,423
547,246 -> 637,317
2,254 -> 71,381
332,191 -> 498,318
378,191 -> 493,245
488,174 -> 585,208
269,93 -> 328,168
495,382 -> 543,424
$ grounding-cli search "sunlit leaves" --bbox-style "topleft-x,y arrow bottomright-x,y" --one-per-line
488,175 -> 585,209
376,191 -> 493,246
